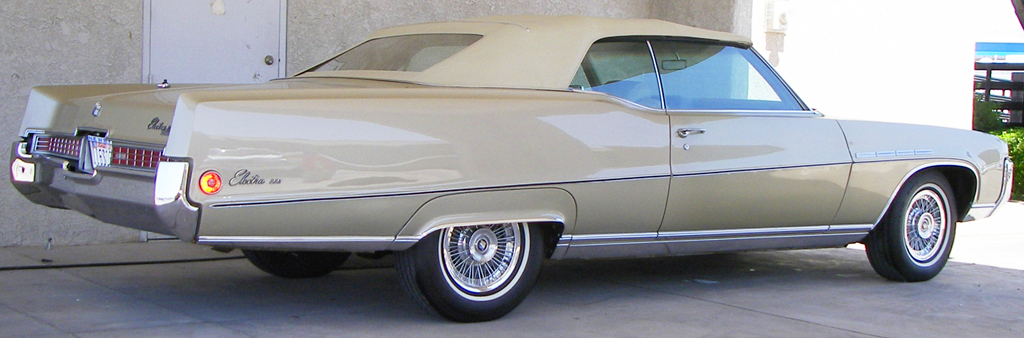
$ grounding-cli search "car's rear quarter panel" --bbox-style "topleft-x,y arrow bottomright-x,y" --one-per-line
167,89 -> 672,239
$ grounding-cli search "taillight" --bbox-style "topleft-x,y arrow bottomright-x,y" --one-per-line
199,171 -> 222,195
112,146 -> 168,169
33,135 -> 81,158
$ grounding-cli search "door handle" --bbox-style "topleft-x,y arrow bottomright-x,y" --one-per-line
676,128 -> 706,138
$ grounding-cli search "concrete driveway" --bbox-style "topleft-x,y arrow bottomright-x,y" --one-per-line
1,203 -> 1021,337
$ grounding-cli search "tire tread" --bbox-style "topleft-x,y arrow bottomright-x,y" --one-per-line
863,172 -> 956,282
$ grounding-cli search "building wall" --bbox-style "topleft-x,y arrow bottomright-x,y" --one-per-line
0,0 -> 749,247
748,0 -> 1011,129
0,1 -> 144,247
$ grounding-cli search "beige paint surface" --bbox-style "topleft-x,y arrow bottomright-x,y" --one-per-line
1,0 -> 749,247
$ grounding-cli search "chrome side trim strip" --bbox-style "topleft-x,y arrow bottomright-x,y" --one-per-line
550,242 -> 570,259
855,149 -> 933,159
561,232 -> 868,259
197,236 -> 395,243
657,226 -> 828,239
665,109 -> 817,117
209,175 -> 670,208
965,204 -> 996,222
672,162 -> 851,178
658,232 -> 863,246
828,224 -> 875,232
391,217 -> 566,251
571,232 -> 658,241
207,162 -> 845,209
564,225 -> 871,249
196,236 -> 396,252
568,89 -> 667,113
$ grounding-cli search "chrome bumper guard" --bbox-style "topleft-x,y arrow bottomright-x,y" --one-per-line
10,142 -> 200,241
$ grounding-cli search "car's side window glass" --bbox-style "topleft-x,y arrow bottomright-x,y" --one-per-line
651,41 -> 802,111
572,41 -> 662,109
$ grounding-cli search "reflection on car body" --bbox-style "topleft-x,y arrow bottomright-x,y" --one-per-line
9,15 -> 1013,322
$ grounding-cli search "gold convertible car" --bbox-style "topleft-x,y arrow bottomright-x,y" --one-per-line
9,15 -> 1014,321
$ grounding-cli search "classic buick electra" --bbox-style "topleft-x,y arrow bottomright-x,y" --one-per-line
9,15 -> 1013,321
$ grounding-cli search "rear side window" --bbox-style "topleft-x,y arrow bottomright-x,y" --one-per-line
570,41 -> 662,109
651,41 -> 802,111
307,34 -> 482,73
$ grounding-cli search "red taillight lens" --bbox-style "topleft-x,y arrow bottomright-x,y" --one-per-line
112,146 -> 168,169
199,171 -> 222,195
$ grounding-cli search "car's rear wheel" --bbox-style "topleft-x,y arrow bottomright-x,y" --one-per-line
242,250 -> 350,279
864,172 -> 956,282
396,222 -> 543,322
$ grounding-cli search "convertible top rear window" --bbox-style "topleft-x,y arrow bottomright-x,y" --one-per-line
307,34 -> 482,73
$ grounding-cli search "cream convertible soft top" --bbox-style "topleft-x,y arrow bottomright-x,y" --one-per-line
296,15 -> 752,90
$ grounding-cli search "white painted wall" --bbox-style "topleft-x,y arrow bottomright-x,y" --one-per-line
750,0 -> 1024,129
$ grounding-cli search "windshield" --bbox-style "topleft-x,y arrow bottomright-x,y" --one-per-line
305,34 -> 483,73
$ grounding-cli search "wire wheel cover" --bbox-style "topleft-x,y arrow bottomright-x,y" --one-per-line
441,223 -> 522,295
903,188 -> 947,263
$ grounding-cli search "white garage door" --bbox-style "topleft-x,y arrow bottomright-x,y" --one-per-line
143,0 -> 286,84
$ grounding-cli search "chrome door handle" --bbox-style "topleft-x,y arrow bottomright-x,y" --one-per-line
676,128 -> 706,138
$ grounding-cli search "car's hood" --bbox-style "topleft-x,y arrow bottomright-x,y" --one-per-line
19,78 -> 419,145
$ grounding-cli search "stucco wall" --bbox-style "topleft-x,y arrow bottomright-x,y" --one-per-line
650,0 -> 751,37
0,1 -> 143,247
0,0 -> 747,247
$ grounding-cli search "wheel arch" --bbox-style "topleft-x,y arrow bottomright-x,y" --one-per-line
932,165 -> 977,221
876,163 -> 977,225
389,188 -> 577,256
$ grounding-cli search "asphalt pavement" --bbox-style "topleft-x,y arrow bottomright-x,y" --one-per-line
1,203 -> 1021,337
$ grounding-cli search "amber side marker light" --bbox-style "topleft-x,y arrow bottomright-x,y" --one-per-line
199,170 -> 222,195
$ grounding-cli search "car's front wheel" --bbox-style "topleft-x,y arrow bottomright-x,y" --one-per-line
242,250 -> 350,279
396,222 -> 543,322
864,172 -> 956,282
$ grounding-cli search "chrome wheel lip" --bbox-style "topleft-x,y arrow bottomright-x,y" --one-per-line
439,223 -> 528,301
902,185 -> 949,266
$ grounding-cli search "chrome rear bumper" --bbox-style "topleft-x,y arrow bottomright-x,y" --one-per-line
10,142 -> 200,241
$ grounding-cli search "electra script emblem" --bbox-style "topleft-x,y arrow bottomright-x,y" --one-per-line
228,169 -> 282,186
147,118 -> 171,136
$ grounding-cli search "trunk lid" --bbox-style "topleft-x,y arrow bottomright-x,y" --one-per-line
20,78 -> 414,145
